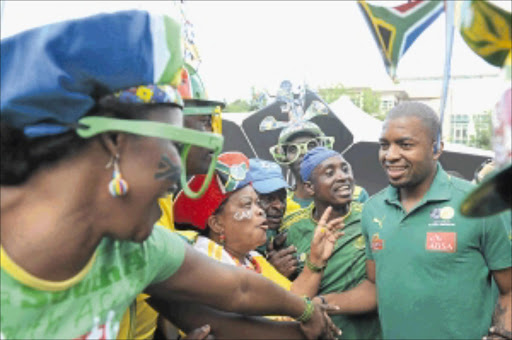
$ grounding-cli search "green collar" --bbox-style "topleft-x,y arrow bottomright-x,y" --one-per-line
310,202 -> 358,224
385,163 -> 452,206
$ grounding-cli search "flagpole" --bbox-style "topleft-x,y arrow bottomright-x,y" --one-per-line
438,1 -> 455,146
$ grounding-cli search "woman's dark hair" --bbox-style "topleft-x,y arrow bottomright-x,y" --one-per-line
1,95 -> 178,185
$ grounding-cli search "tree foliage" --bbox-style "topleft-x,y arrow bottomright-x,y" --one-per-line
224,83 -> 384,120
360,88 -> 384,120
317,84 -> 384,120
224,99 -> 251,113
469,110 -> 492,150
317,83 -> 348,104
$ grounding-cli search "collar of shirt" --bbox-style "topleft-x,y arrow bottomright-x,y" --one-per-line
384,163 -> 452,209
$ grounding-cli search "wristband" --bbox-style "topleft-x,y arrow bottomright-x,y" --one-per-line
305,253 -> 325,272
317,295 -> 327,305
296,296 -> 315,323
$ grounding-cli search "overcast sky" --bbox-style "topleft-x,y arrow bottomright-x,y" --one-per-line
1,1 -> 510,113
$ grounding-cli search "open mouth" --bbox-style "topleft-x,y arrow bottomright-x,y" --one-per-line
266,215 -> 283,225
258,221 -> 269,231
386,165 -> 408,180
333,184 -> 352,196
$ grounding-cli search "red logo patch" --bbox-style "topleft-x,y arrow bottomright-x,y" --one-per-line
426,232 -> 457,253
371,233 -> 384,251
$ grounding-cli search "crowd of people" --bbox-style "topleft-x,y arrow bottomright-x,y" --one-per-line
1,9 -> 511,340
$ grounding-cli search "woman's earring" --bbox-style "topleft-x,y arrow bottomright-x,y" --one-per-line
219,232 -> 225,246
107,154 -> 129,197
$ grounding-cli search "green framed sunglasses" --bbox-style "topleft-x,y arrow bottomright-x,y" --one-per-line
76,116 -> 224,199
269,136 -> 335,165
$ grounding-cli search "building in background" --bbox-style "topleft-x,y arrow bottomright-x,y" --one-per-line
343,75 -> 499,150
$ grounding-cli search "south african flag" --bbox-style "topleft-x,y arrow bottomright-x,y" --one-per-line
460,0 -> 511,68
358,0 -> 444,80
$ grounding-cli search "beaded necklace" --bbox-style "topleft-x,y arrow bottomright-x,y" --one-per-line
227,252 -> 262,274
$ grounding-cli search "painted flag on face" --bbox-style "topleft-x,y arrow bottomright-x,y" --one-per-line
459,0 -> 511,68
358,0 -> 444,81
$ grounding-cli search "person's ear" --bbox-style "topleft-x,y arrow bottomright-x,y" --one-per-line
100,133 -> 128,158
433,140 -> 443,161
304,180 -> 315,196
207,215 -> 224,235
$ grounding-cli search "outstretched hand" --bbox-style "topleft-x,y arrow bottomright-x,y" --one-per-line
309,206 -> 345,267
300,300 -> 342,340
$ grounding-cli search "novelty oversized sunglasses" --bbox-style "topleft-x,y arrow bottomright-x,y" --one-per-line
269,136 -> 335,165
76,116 -> 224,199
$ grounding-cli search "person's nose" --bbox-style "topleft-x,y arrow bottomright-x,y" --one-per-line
255,203 -> 266,217
269,196 -> 285,211
384,144 -> 401,162
331,167 -> 349,183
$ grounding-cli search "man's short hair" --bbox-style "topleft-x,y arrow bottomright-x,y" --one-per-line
385,102 -> 440,142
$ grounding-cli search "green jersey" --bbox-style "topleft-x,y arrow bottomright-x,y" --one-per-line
283,202 -> 382,339
362,164 -> 512,339
0,225 -> 185,339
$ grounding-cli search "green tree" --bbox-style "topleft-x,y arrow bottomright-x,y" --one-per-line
224,99 -> 251,113
316,84 -> 384,120
469,110 -> 492,150
360,89 -> 383,120
317,83 -> 348,104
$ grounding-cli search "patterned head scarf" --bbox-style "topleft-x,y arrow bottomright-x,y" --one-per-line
174,152 -> 250,229
300,147 -> 340,182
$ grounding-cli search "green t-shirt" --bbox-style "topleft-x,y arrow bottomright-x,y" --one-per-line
283,202 -> 382,340
0,225 -> 185,339
362,164 -> 512,339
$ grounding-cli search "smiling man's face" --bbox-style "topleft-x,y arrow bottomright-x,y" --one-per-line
379,116 -> 437,189
310,154 -> 354,207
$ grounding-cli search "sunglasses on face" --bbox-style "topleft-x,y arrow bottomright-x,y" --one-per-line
76,116 -> 224,199
269,136 -> 335,165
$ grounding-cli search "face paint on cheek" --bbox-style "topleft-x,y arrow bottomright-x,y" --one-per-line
233,209 -> 253,221
154,154 -> 181,183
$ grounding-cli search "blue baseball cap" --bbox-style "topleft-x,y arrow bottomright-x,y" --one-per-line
248,158 -> 289,194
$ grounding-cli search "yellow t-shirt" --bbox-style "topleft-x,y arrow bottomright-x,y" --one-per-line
117,195 -> 175,339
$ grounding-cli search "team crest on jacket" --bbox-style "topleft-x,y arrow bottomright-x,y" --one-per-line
429,206 -> 455,226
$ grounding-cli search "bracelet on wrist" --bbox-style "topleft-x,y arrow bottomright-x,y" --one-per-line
317,295 -> 327,305
305,253 -> 325,272
296,296 -> 315,323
